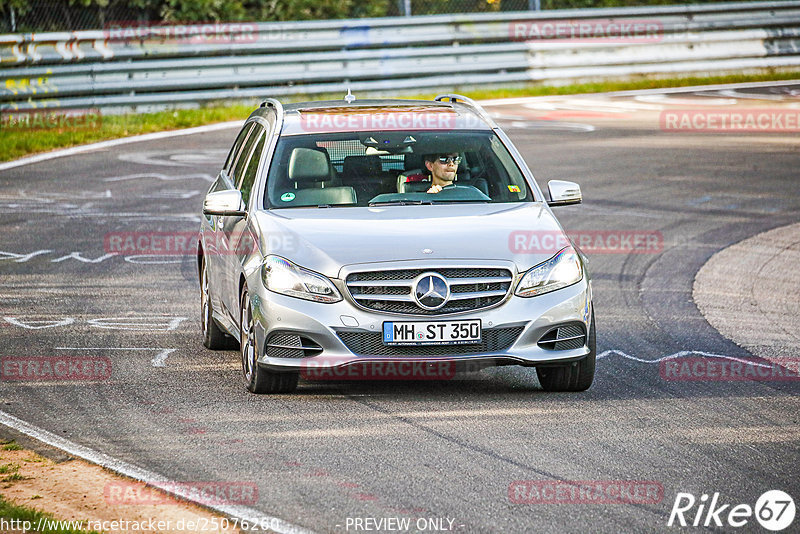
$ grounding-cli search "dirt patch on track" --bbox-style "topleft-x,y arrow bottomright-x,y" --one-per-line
0,444 -> 240,533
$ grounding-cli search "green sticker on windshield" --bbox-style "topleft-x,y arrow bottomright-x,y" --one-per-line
280,192 -> 295,202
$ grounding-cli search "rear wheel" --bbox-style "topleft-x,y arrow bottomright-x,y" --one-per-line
200,256 -> 231,349
537,310 -> 596,392
240,287 -> 299,394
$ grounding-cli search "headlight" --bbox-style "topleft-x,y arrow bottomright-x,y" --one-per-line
515,246 -> 583,298
261,256 -> 342,303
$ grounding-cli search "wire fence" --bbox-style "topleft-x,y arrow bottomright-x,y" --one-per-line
0,0 -> 775,33
1,0 -> 148,33
3,1 -> 797,113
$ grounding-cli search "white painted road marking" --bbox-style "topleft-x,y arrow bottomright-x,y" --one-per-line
124,255 -> 186,264
0,250 -> 52,262
634,94 -> 737,106
54,346 -> 176,368
0,410 -> 315,534
51,252 -> 117,263
142,190 -> 201,199
3,317 -> 75,329
102,172 -> 214,183
3,317 -> 188,332
598,349 -> 772,368
86,317 -> 187,331
117,149 -> 228,168
0,249 -> 198,264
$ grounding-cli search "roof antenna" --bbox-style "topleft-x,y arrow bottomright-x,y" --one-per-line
344,87 -> 356,103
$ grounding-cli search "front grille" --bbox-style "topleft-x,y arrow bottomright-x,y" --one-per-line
266,332 -> 323,358
537,323 -> 586,351
346,267 -> 513,316
336,326 -> 524,356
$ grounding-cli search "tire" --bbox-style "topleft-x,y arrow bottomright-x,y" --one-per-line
200,256 -> 232,350
240,287 -> 299,394
537,310 -> 596,392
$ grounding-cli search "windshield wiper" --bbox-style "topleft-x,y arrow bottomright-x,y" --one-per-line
431,199 -> 491,204
368,199 -> 434,207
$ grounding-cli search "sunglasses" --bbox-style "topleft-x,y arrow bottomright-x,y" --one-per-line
437,156 -> 462,165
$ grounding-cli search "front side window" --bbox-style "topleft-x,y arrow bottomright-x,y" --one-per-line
264,131 -> 534,209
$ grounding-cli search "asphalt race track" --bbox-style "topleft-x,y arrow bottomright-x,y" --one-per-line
1,82 -> 799,533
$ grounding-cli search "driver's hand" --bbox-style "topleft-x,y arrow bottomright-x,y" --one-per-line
427,185 -> 443,194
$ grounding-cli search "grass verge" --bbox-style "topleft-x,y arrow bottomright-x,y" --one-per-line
1,71 -> 798,163
0,494 -> 100,534
0,105 -> 253,163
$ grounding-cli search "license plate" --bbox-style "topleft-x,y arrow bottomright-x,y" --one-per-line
383,319 -> 482,346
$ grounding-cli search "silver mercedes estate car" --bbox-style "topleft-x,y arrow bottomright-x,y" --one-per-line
199,94 -> 594,394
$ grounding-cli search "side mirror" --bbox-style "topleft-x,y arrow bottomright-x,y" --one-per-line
203,190 -> 246,216
547,180 -> 582,207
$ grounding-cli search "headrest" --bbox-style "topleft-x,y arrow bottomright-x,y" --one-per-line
288,148 -> 331,182
404,152 -> 424,171
343,155 -> 382,177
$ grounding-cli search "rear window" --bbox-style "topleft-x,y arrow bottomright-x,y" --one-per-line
315,139 -> 405,174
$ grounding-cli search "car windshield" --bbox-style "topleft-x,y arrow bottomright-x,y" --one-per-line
264,130 -> 535,209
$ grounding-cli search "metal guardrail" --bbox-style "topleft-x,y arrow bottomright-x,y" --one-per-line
1,1 -> 800,112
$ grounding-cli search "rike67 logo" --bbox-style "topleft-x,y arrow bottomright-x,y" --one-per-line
668,490 -> 795,531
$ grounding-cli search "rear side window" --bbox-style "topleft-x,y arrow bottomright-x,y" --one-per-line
230,124 -> 262,186
237,131 -> 266,205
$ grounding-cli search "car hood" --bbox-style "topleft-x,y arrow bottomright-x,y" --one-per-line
252,203 -> 570,278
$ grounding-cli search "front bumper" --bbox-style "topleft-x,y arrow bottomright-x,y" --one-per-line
249,274 -> 593,373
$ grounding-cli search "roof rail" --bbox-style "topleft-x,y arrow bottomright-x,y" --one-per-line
434,93 -> 497,128
260,97 -> 285,132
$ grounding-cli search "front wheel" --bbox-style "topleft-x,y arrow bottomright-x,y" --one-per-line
537,310 -> 596,392
240,287 -> 299,394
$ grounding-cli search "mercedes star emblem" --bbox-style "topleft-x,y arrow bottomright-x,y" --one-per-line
414,273 -> 450,310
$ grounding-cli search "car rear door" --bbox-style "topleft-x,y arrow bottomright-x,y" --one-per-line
221,122 -> 266,319
203,122 -> 253,323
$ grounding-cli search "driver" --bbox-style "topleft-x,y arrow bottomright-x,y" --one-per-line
424,153 -> 461,194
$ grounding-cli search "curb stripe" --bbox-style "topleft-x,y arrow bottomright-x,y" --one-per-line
0,409 -> 315,534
